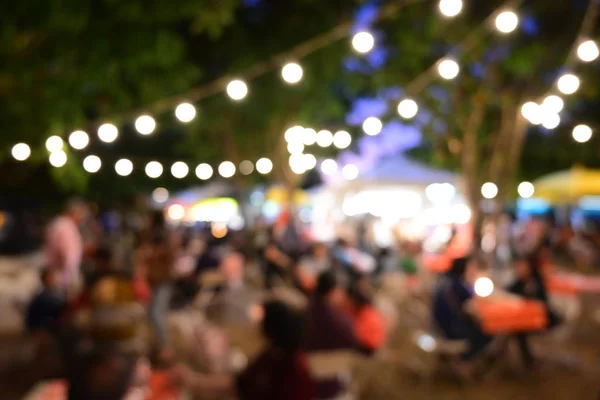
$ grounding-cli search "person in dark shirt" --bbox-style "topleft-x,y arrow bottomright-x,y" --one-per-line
307,271 -> 360,399
26,268 -> 65,336
172,299 -> 314,400
432,257 -> 491,361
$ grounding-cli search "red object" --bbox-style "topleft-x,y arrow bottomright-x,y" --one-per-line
351,306 -> 387,351
421,253 -> 452,273
548,272 -> 600,295
475,298 -> 547,334
147,371 -> 181,400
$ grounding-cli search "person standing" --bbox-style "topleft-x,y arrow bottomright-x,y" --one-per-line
44,198 -> 88,297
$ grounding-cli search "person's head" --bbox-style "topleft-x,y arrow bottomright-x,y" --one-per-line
40,268 -> 58,290
261,300 -> 307,351
315,270 -> 345,305
312,243 -> 328,260
220,252 -> 244,283
347,281 -> 373,309
66,198 -> 88,223
447,256 -> 479,282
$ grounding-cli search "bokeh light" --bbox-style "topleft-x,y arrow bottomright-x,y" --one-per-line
518,182 -> 535,198
320,159 -> 338,176
167,204 -> 185,221
541,113 -> 560,130
577,40 -> 599,62
256,158 -> 273,174
303,154 -> 317,170
171,161 -> 189,179
145,161 -> 163,178
284,126 -> 304,143
226,79 -> 248,101
495,10 -> 519,34
175,103 -> 197,123
69,130 -> 90,150
239,160 -> 254,175
542,95 -> 564,114
281,62 -> 303,84
196,163 -> 213,180
83,155 -> 101,173
351,31 -> 375,54
342,164 -> 359,180
135,115 -> 156,135
289,154 -> 307,174
152,188 -> 169,203
572,124 -> 592,143
287,141 -> 305,154
333,130 -> 352,149
362,117 -> 382,136
474,277 -> 494,297
438,0 -> 462,17
481,182 -> 498,199
115,159 -> 134,176
316,130 -> 334,147
46,136 -> 64,152
437,58 -> 460,80
303,128 -> 317,145
98,124 -> 118,143
219,161 -> 236,178
49,150 -> 67,167
397,99 -> 419,119
11,143 -> 31,161
557,73 -> 580,95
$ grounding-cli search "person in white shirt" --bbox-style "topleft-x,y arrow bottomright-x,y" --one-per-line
44,198 -> 88,296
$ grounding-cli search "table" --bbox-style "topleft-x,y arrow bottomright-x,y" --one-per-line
24,371 -> 187,400
470,295 -> 548,335
548,272 -> 600,295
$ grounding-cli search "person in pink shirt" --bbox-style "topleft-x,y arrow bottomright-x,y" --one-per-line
44,198 -> 88,296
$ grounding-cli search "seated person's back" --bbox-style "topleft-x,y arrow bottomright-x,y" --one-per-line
26,269 -> 65,334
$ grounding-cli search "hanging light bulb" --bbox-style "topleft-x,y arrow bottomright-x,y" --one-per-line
577,40 -> 599,62
362,117 -> 383,136
438,0 -> 463,17
518,182 -> 535,199
284,126 -> 304,143
98,124 -> 119,143
316,130 -> 334,147
83,155 -> 102,173
152,188 -> 169,203
46,136 -> 64,153
541,113 -> 560,130
320,159 -> 338,176
115,159 -> 134,176
557,73 -> 580,95
333,130 -> 352,149
11,143 -> 31,161
481,182 -> 498,199
195,163 -> 213,180
495,10 -> 519,34
397,99 -> 419,119
302,128 -> 317,145
521,102 -> 542,125
69,131 -> 89,150
287,141 -> 305,155
135,115 -> 156,135
303,154 -> 317,170
542,95 -> 564,114
145,161 -> 163,178
171,161 -> 189,179
342,164 -> 359,180
255,158 -> 273,175
239,160 -> 254,175
281,62 -> 303,84
289,154 -> 307,175
351,31 -> 375,54
49,150 -> 67,167
218,161 -> 236,178
226,80 -> 248,101
175,103 -> 197,123
572,125 -> 592,143
437,58 -> 460,80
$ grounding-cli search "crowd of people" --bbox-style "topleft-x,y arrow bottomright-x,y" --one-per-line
20,197 -> 571,398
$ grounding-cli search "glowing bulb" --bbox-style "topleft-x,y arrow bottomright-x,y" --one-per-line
239,160 -> 254,175
284,126 -> 304,143
342,164 -> 359,180
316,130 -> 333,147
320,159 -> 338,176
171,161 -> 189,179
152,188 -> 169,203
495,10 -> 519,34
287,141 -> 305,154
542,95 -> 564,114
362,117 -> 382,136
518,182 -> 535,198
481,182 -> 498,199
557,73 -> 580,95
69,131 -> 89,150
98,124 -> 118,143
49,150 -> 67,167
219,161 -> 236,178
474,277 -> 494,297
577,40 -> 599,62
573,124 -> 592,143
303,154 -> 317,170
351,31 -> 375,54
175,103 -> 196,123
437,58 -> 460,80
167,204 -> 185,221
281,62 -> 303,84
83,155 -> 101,173
226,79 -> 248,101
397,99 -> 419,119
46,136 -> 64,152
256,158 -> 273,174
145,161 -> 163,178
289,154 -> 306,174
195,163 -> 213,180
438,0 -> 462,17
115,159 -> 133,176
135,115 -> 156,135
303,128 -> 317,145
11,143 -> 31,161
541,113 -> 560,130
521,102 -> 540,124
333,130 -> 352,149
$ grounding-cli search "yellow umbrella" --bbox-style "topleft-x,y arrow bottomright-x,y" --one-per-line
265,187 -> 309,204
532,166 -> 600,203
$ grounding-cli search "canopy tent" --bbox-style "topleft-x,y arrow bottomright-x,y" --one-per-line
163,182 -> 234,206
532,166 -> 600,203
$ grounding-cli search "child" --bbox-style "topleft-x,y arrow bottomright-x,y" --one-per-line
26,269 -> 65,344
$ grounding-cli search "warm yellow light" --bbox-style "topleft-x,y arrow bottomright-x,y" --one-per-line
152,188 -> 169,203
98,123 -> 119,143
196,163 -> 213,180
46,136 -> 64,152
167,204 -> 185,221
83,155 -> 102,173
362,117 -> 382,136
342,164 -> 359,180
49,150 -> 67,167
69,131 -> 90,149
316,130 -> 333,147
495,10 -> 519,34
573,124 -> 592,143
302,128 -> 317,145
557,74 -> 580,95
281,62 -> 303,84
577,40 -> 599,62
175,103 -> 196,123
287,141 -> 305,154
218,161 -> 236,178
11,143 -> 31,161
135,115 -> 156,135
256,158 -> 273,175
171,161 -> 189,179
333,130 -> 351,149
320,159 -> 338,176
397,99 -> 418,119
481,182 -> 498,199
437,58 -> 460,80
115,159 -> 134,176
541,113 -> 560,130
438,0 -> 462,17
518,182 -> 535,198
145,161 -> 163,178
226,80 -> 248,101
239,160 -> 254,175
351,31 -> 375,54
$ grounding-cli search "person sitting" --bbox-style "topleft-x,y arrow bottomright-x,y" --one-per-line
508,255 -> 560,367
25,269 -> 66,352
345,283 -> 387,355
171,299 -> 315,400
432,257 -> 491,363
307,271 -> 360,399
296,243 -> 330,292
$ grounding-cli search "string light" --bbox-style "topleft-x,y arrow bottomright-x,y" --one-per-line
171,161 -> 189,178
437,58 -> 460,80
557,73 -> 580,95
49,150 -> 67,167
362,117 -> 383,136
281,62 -> 303,84
11,143 -> 31,161
316,130 -> 334,147
481,182 -> 498,199
303,154 -> 317,170
135,115 -> 156,135
577,40 -> 599,62
438,0 -> 463,18
320,159 -> 338,176
541,113 -> 560,130
196,163 -> 213,180
572,124 -> 592,143
494,10 -> 519,34
333,130 -> 352,149
342,164 -> 359,180
351,31 -> 375,54
168,204 -> 185,220
152,188 -> 169,203
175,103 -> 197,123
145,161 -> 163,178
226,80 -> 248,101
542,95 -> 564,114
287,141 -> 305,154
115,159 -> 134,176
239,160 -> 254,175
284,126 -> 304,143
218,161 -> 236,178
69,131 -> 90,150
521,102 -> 542,125
397,99 -> 419,119
518,182 -> 535,198
83,155 -> 101,173
256,158 -> 273,174
302,128 -> 317,145
289,154 -> 307,174
98,124 -> 118,143
46,136 -> 64,153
